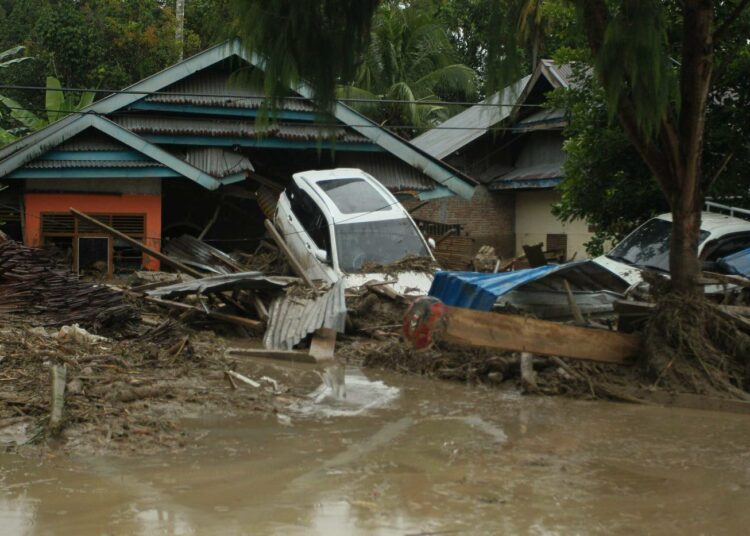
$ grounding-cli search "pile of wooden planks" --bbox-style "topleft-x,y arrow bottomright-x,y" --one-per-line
0,239 -> 136,328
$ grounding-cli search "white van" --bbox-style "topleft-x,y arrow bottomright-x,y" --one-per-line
274,168 -> 437,294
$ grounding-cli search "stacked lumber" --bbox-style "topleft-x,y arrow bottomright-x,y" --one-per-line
0,240 -> 136,329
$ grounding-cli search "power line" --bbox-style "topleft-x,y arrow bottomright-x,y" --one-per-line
0,83 -> 545,109
0,104 -> 543,132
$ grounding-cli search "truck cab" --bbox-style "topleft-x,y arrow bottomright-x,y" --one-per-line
274,168 -> 436,293
592,208 -> 750,286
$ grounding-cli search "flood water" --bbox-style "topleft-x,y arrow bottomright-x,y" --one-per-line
1,365 -> 749,535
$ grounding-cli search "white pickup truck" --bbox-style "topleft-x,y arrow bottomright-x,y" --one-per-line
274,168 -> 437,294
592,206 -> 750,286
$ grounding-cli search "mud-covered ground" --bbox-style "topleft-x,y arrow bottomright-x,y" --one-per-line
0,315 -> 304,456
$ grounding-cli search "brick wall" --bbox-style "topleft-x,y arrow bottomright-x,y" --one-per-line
405,185 -> 515,258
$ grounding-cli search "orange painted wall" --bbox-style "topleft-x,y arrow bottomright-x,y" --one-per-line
24,193 -> 162,270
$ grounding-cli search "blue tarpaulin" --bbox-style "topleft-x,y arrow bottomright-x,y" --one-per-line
429,264 -> 563,311
717,247 -> 750,278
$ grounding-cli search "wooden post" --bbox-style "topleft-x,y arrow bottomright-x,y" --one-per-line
520,352 -> 539,393
145,296 -> 263,329
563,279 -> 585,324
50,364 -> 67,434
263,219 -> 318,293
70,208 -> 203,278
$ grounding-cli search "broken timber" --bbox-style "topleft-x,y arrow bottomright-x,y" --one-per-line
145,296 -> 262,329
263,219 -> 318,293
442,306 -> 640,363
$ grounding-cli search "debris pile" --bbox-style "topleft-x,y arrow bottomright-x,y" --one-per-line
0,240 -> 137,333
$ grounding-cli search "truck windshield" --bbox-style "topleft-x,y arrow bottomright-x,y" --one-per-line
607,218 -> 709,272
333,218 -> 430,272
318,178 -> 392,214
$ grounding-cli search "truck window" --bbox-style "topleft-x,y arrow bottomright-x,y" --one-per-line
702,232 -> 750,261
287,182 -> 331,255
318,178 -> 392,214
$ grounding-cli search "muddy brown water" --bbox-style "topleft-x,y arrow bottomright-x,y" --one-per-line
1,365 -> 749,535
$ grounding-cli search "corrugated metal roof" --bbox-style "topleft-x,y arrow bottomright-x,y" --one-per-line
113,115 -> 369,143
163,234 -> 240,274
146,271 -> 295,299
430,265 -> 560,310
336,152 -> 435,191
263,280 -> 347,350
146,68 -> 316,112
23,159 -> 163,169
183,147 -> 254,178
429,261 -> 628,311
541,60 -> 574,88
514,108 -> 565,130
410,76 -> 531,159
58,133 -> 129,151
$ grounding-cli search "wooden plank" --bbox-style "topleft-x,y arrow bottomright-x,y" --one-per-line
309,327 -> 337,361
563,279 -> 585,324
225,347 -> 317,364
49,364 -> 67,434
263,219 -> 318,293
145,296 -> 262,329
70,208 -> 203,278
443,306 -> 640,363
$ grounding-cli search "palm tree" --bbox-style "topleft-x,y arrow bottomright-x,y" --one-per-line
337,2 -> 478,131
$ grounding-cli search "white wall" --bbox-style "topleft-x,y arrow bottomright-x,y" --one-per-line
514,189 -> 592,260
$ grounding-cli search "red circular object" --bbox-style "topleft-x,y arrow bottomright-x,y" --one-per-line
402,297 -> 448,350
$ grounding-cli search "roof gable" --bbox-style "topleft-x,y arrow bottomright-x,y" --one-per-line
0,40 -> 475,198
411,60 -> 572,159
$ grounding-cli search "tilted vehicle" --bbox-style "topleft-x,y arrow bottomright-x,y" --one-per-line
274,168 -> 437,294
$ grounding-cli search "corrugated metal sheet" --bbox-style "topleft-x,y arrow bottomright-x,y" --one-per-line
541,60 -> 574,87
263,280 -> 347,350
514,108 -> 565,130
336,152 -> 435,191
146,271 -> 294,299
146,68 -> 316,112
718,247 -> 750,277
58,134 -> 129,151
163,234 -> 240,274
489,162 -> 562,189
430,265 -> 560,310
410,76 -> 531,160
24,159 -> 163,169
114,115 -> 369,143
430,260 -> 628,313
183,147 -> 253,178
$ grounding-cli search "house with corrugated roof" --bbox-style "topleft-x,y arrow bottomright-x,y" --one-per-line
0,39 -> 476,275
411,60 -> 593,263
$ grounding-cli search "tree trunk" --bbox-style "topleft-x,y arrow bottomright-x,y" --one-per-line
668,187 -> 703,297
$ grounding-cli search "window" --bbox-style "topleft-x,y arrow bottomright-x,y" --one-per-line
287,182 -> 331,255
318,178 -> 391,214
40,212 -> 146,276
607,218 -> 710,272
546,233 -> 568,260
333,218 -> 430,272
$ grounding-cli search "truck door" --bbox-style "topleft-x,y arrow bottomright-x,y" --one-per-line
277,181 -> 336,283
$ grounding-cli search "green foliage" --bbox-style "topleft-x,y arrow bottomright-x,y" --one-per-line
229,0 -> 380,112
340,1 -> 478,130
0,75 -> 97,142
547,61 -> 668,255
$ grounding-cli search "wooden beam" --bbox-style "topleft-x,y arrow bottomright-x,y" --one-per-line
309,327 -> 337,361
442,306 -> 641,364
263,219 -> 318,293
225,347 -> 317,364
70,208 -> 203,278
145,296 -> 262,329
